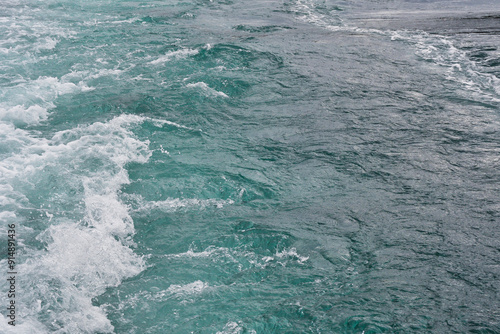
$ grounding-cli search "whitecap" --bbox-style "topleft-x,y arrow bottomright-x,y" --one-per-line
133,197 -> 234,213
0,105 -> 49,126
186,82 -> 229,98
216,321 -> 248,334
164,280 -> 209,295
0,114 -> 151,332
149,48 -> 199,65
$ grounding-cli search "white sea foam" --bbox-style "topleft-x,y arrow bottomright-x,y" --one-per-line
217,321 -> 250,334
0,105 -> 49,125
147,117 -> 196,130
389,30 -> 500,103
0,123 -> 38,154
140,281 -> 211,306
0,14 -> 75,56
0,75 -> 93,127
61,68 -> 127,82
166,247 -> 232,259
0,114 -> 151,332
261,247 -> 309,266
134,197 -> 234,213
274,247 -> 309,264
149,48 -> 199,65
110,17 -> 141,24
0,313 -> 47,334
19,222 -> 144,332
164,280 -> 209,295
165,244 -> 309,274
291,0 -> 500,103
186,82 -> 229,98
36,37 -> 58,51
0,210 -> 16,220
290,0 -> 343,30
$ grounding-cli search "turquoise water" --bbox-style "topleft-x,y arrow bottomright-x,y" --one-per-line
1,0 -> 500,333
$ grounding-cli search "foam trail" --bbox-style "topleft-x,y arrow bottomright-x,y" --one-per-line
0,76 -> 93,126
129,196 -> 234,214
217,322 -> 250,334
162,280 -> 209,296
149,48 -> 199,65
0,105 -> 49,126
390,30 -> 500,102
0,115 -> 151,333
186,82 -> 229,98
290,0 -> 500,103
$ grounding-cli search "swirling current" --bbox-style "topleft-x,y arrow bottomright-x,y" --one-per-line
0,0 -> 499,333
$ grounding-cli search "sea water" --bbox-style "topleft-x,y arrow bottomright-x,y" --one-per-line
0,0 -> 499,333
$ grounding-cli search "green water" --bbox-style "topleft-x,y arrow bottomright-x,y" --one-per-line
1,0 -> 499,333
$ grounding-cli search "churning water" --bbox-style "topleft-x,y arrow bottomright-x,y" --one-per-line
1,0 -> 499,332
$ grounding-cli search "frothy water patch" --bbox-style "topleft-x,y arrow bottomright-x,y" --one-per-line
147,117 -> 198,131
288,0 -> 343,29
0,114 -> 152,333
20,222 -> 145,333
0,105 -> 49,126
390,30 -> 500,102
166,247 -> 229,259
0,13 -> 75,56
149,48 -> 200,65
287,0 -> 500,104
217,321 -> 251,334
0,76 -> 94,126
265,247 -> 309,265
186,82 -> 229,98
131,196 -> 234,214
162,280 -> 209,296
61,68 -> 127,84
164,244 -> 309,272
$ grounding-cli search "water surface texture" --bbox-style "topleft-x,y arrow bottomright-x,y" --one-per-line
1,0 -> 499,333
